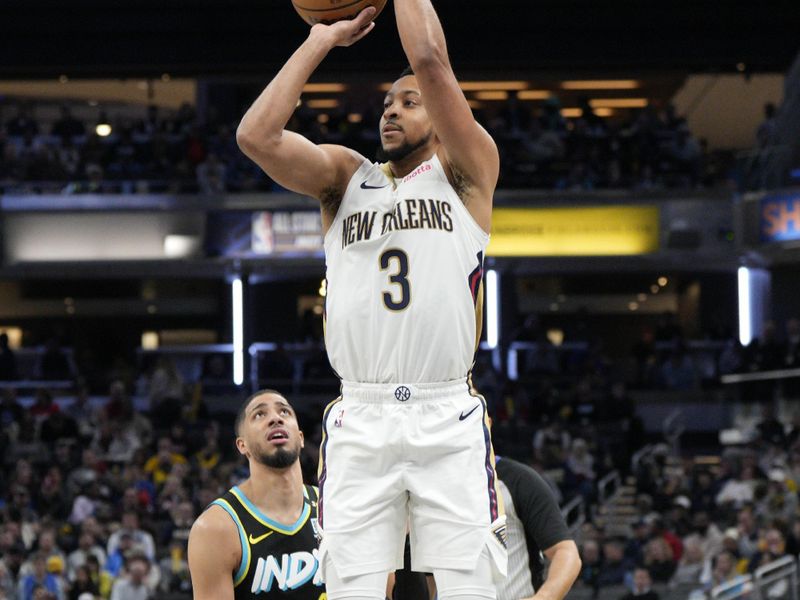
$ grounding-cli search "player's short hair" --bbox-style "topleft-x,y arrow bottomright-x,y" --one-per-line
235,389 -> 289,436
397,65 -> 415,80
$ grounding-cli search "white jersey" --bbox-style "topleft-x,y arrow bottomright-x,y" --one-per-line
323,154 -> 489,383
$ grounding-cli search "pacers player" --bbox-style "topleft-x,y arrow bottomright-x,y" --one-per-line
188,391 -> 324,599
237,1 -> 505,599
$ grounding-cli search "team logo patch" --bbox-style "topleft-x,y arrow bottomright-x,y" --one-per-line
394,386 -> 411,402
492,523 -> 508,549
334,408 -> 345,428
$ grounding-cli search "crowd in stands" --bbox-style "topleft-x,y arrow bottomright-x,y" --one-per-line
1,307 -> 799,599
0,96 -> 723,196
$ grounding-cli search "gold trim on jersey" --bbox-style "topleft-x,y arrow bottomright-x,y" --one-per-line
379,162 -> 397,190
229,487 -> 311,535
473,278 -> 485,354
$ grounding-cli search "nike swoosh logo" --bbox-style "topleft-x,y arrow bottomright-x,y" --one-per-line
459,404 -> 480,421
360,181 -> 389,190
248,531 -> 274,545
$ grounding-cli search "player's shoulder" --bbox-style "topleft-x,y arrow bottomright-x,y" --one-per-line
319,145 -> 370,177
190,502 -> 240,541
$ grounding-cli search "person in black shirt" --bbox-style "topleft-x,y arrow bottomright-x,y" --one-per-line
494,456 -> 581,600
188,390 -> 324,599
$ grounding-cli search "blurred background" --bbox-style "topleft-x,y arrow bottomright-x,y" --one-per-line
0,1 -> 799,599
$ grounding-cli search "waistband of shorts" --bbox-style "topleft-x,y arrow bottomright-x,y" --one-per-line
340,378 -> 469,403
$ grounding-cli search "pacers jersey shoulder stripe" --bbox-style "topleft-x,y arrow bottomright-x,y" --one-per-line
209,485 -> 325,599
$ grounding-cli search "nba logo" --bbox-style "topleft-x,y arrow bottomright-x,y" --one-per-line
334,408 -> 345,428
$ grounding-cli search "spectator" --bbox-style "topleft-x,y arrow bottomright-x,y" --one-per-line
0,389 -> 24,428
0,333 -> 18,380
145,358 -> 184,428
196,152 -> 227,193
51,106 -> 85,143
619,567 -> 659,600
17,553 -> 64,600
67,565 -> 98,600
578,539 -> 602,590
109,555 -> 153,600
643,537 -> 676,583
143,438 -> 187,486
106,513 -> 155,563
37,339 -> 72,381
668,534 -> 704,588
5,105 -> 39,137
756,102 -> 778,148
749,526 -> 788,571
599,539 -> 632,587
66,533 -> 107,582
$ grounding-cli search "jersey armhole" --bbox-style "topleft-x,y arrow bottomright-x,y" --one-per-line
430,153 -> 491,244
210,499 -> 250,587
322,158 -> 374,248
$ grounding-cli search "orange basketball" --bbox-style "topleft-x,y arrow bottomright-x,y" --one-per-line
292,0 -> 387,26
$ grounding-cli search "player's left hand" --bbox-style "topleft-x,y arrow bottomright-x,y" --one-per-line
310,6 -> 377,48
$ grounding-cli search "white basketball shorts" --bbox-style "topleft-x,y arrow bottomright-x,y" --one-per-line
316,378 -> 507,581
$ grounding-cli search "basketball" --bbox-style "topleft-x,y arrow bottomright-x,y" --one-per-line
292,0 -> 388,26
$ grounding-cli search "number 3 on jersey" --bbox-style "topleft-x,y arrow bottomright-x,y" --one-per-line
379,249 -> 410,311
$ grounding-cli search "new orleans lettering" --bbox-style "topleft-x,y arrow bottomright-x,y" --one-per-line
341,199 -> 454,249
341,211 -> 378,249
381,199 -> 453,235
250,550 -> 323,594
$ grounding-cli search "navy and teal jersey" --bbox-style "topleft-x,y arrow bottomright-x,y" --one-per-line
209,484 -> 325,599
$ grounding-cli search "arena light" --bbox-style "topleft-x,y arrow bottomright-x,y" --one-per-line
561,80 -> 640,90
560,108 -> 583,118
738,267 -> 752,346
460,81 -> 528,91
486,269 -> 499,349
517,90 -> 552,100
474,91 -> 509,101
303,83 -> 346,93
589,98 -> 648,108
95,123 -> 112,137
232,277 -> 244,386
306,99 -> 339,109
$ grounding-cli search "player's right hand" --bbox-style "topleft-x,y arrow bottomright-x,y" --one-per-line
310,6 -> 377,48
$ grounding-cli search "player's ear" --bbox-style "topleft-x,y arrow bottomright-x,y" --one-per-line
235,436 -> 249,457
299,430 -> 305,449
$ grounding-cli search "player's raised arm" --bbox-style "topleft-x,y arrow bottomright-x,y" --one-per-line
187,506 -> 240,600
394,0 -> 498,231
236,8 -> 376,210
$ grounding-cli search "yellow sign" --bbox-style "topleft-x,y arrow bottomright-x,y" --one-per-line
487,205 -> 660,256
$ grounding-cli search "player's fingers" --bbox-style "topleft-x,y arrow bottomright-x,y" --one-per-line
348,20 -> 375,45
353,5 -> 377,28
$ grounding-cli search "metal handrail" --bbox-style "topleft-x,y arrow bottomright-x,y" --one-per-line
721,367 -> 800,385
597,470 -> 620,505
754,555 -> 798,600
561,495 -> 586,535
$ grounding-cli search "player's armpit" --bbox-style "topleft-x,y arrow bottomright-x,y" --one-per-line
237,129 -> 364,206
188,506 -> 240,600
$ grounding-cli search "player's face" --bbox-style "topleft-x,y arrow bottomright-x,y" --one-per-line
379,75 -> 434,161
237,393 -> 304,469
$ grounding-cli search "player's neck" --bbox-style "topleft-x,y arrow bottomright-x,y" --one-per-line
388,144 -> 439,179
242,461 -> 305,522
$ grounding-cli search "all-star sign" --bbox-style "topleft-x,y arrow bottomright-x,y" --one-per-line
486,205 -> 660,256
761,191 -> 800,243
